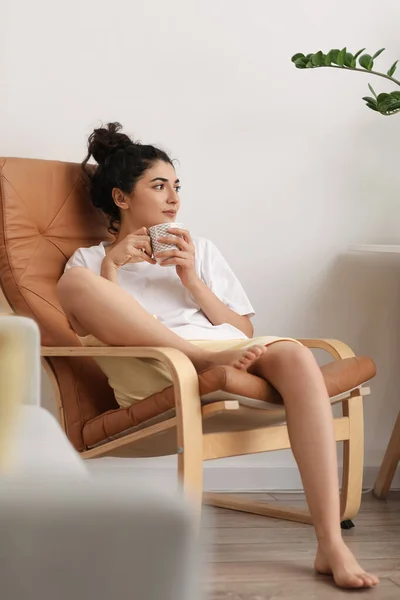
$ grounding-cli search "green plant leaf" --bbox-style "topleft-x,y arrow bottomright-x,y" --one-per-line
362,96 -> 378,105
368,83 -> 378,99
359,54 -> 373,70
365,102 -> 378,111
291,53 -> 305,63
386,100 -> 400,111
294,57 -> 308,69
377,93 -> 390,102
354,48 -> 366,60
376,94 -> 397,113
387,60 -> 398,77
329,49 -> 340,64
390,91 -> 400,99
336,47 -> 346,66
311,51 -> 323,66
344,52 -> 355,67
306,60 -> 313,68
372,48 -> 385,59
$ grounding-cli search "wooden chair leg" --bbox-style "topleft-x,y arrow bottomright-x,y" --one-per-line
203,492 -> 313,524
177,440 -> 204,523
171,356 -> 204,522
205,392 -> 365,525
340,390 -> 364,521
373,410 -> 400,499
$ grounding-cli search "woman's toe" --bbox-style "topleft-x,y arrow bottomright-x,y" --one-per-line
350,575 -> 365,588
234,358 -> 247,370
362,574 -> 378,587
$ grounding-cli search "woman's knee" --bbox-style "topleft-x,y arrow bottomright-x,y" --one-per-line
57,267 -> 93,307
281,342 -> 316,367
265,342 -> 317,375
253,343 -> 321,395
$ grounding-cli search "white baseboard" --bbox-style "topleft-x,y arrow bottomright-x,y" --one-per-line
86,460 -> 400,492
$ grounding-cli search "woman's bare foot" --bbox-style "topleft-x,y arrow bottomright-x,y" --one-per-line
315,539 -> 379,588
196,345 -> 266,372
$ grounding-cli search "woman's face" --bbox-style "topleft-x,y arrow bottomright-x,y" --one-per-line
115,160 -> 181,230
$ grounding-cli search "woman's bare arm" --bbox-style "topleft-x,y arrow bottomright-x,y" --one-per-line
100,257 -> 120,284
186,278 -> 254,337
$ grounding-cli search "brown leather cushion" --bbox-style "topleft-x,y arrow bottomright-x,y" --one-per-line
82,356 -> 376,448
0,158 -> 117,451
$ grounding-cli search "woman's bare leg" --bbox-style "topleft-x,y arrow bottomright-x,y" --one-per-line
250,342 -> 379,589
57,268 -> 264,371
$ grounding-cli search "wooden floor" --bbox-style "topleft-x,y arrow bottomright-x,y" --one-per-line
202,491 -> 400,599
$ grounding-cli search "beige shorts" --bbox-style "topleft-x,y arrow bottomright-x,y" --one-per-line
79,335 -> 301,408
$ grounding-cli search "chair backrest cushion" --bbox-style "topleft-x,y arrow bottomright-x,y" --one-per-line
0,157 -> 117,451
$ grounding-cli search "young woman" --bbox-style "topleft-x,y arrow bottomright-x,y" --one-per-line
58,123 -> 378,589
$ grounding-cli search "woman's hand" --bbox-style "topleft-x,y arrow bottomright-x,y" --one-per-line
155,227 -> 199,288
103,227 -> 156,271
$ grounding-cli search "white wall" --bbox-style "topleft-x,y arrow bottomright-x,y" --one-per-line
2,0 -> 400,489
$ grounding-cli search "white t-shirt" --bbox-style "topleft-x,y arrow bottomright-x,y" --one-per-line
65,237 -> 255,341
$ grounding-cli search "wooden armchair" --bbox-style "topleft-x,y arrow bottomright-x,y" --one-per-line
373,411 -> 400,498
0,157 -> 376,524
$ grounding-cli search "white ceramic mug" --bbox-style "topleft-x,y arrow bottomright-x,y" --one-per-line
148,222 -> 185,263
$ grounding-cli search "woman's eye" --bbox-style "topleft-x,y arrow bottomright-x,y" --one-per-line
175,186 -> 181,193
154,184 -> 164,190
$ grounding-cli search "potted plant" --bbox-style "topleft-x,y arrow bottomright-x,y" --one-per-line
292,48 -> 400,115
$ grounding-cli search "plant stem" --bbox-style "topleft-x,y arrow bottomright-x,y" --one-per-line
319,64 -> 400,87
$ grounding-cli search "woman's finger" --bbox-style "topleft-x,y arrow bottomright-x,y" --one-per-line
132,227 -> 148,236
144,241 -> 153,256
132,235 -> 152,245
131,246 -> 156,264
159,257 -> 188,267
131,238 -> 151,252
157,235 -> 188,250
142,254 -> 157,265
168,228 -> 191,243
154,248 -> 186,259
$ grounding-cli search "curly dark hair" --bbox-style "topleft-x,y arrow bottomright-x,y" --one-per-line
82,122 -> 173,234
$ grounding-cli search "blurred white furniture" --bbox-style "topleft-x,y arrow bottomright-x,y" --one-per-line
349,244 -> 400,497
0,479 -> 199,600
0,316 -> 199,600
0,316 -> 85,476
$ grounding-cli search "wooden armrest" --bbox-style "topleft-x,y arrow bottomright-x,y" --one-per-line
297,339 -> 356,360
41,344 -> 200,399
42,345 -> 184,360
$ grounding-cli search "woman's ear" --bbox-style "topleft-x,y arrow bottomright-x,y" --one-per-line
112,188 -> 129,210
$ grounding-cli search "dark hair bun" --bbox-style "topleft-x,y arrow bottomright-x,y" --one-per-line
87,122 -> 132,165
82,121 -> 173,235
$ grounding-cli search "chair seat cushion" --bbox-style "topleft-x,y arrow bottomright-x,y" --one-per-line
82,356 -> 376,449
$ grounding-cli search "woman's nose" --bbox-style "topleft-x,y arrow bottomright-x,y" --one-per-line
167,191 -> 178,204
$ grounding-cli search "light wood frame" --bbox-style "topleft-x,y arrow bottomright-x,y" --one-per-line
373,410 -> 400,498
40,338 -> 366,524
